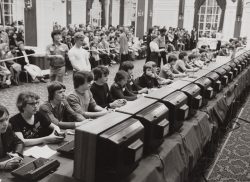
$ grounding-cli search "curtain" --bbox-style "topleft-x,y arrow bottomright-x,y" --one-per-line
216,0 -> 227,31
193,0 -> 206,31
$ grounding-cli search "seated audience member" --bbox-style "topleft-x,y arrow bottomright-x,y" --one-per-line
39,82 -> 89,129
159,54 -> 187,79
0,61 -> 11,87
67,71 -> 108,118
138,62 -> 160,89
188,54 -> 203,69
16,41 -> 46,83
10,92 -> 64,146
174,51 -> 199,73
120,61 -> 148,94
91,66 -> 127,108
0,105 -> 24,170
110,70 -> 138,101
218,45 -> 229,56
145,61 -> 172,85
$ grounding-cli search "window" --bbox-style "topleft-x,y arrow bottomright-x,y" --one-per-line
198,0 -> 221,38
1,0 -> 13,26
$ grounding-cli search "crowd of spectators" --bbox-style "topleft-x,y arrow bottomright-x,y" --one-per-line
0,20 -> 248,170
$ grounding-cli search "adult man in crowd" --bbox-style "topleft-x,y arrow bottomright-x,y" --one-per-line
68,32 -> 91,72
119,27 -> 129,67
46,30 -> 69,82
154,28 -> 167,68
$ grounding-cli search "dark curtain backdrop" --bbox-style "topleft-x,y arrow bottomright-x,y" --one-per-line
216,0 -> 227,31
193,0 -> 226,32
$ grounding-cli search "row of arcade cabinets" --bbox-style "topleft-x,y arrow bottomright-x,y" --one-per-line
73,51 -> 250,182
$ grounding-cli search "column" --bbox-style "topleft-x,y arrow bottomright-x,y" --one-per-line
234,0 -> 243,38
66,0 -> 71,25
109,0 -> 112,25
178,0 -> 185,28
120,0 -> 125,25
147,0 -> 153,30
135,0 -> 145,38
24,0 -> 37,46
86,0 -> 94,25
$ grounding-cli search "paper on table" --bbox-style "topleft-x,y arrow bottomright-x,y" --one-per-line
23,145 -> 57,159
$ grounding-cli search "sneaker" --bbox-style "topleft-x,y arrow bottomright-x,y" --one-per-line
40,78 -> 47,83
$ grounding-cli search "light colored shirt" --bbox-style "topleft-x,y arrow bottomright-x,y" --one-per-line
68,46 -> 91,71
67,90 -> 97,117
150,41 -> 160,52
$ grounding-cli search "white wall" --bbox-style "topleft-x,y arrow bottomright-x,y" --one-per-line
13,0 -> 24,23
223,0 -> 237,41
36,0 -> 66,51
183,0 -> 195,32
112,0 -> 120,26
152,0 -> 179,28
72,0 -> 87,25
241,0 -> 250,43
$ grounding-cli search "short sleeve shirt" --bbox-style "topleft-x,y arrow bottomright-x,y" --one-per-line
10,112 -> 52,139
159,64 -> 174,79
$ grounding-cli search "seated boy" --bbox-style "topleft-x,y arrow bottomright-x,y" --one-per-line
39,82 -> 89,129
138,62 -> 160,89
10,91 -> 64,146
91,66 -> 127,108
110,70 -> 138,101
159,54 -> 187,80
0,105 -> 24,170
120,61 -> 148,94
67,71 -> 108,118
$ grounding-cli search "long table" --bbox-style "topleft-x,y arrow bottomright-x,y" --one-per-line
1,52 -> 250,182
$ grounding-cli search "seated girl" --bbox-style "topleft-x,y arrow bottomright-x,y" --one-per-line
0,105 -> 24,170
110,70 -> 137,101
10,91 -> 64,146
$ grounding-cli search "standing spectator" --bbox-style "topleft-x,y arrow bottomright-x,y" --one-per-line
68,32 -> 91,72
155,28 -> 167,67
46,30 -> 69,82
146,28 -> 154,62
119,27 -> 129,67
190,27 -> 197,49
150,36 -> 166,65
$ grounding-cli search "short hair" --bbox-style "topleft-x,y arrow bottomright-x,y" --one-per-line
168,54 -> 178,63
73,32 -> 85,42
73,71 -> 94,89
114,70 -> 128,83
0,105 -> 9,123
92,65 -> 110,81
120,61 -> 134,72
160,28 -> 167,34
16,92 -> 40,113
188,54 -> 197,61
179,51 -> 188,60
47,81 -> 66,101
143,62 -> 153,73
51,30 -> 61,40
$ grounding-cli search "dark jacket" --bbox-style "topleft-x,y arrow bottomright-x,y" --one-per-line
138,74 -> 159,89
0,124 -> 24,158
16,49 -> 35,70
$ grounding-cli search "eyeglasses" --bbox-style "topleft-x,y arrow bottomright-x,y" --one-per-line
26,101 -> 39,107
